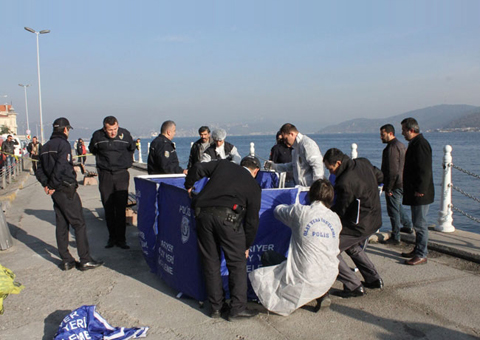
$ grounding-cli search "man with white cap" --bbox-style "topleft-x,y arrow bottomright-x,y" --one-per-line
201,128 -> 241,164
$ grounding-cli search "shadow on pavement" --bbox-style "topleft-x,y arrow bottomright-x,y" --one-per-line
24,208 -> 55,225
430,234 -> 479,251
43,309 -> 71,340
8,222 -> 60,266
366,246 -> 410,264
332,304 -> 477,339
21,205 -> 204,315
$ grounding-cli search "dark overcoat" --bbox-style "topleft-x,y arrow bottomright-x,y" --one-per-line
403,134 -> 435,206
332,156 -> 383,238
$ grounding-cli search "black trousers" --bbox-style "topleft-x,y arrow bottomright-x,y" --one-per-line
51,189 -> 92,264
337,233 -> 381,291
196,209 -> 248,315
98,169 -> 129,243
31,156 -> 39,172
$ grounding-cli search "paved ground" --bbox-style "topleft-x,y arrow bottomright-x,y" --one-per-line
0,163 -> 479,339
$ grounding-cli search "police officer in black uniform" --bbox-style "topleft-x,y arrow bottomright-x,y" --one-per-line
185,156 -> 262,321
36,117 -> 103,271
89,116 -> 136,249
147,120 -> 188,175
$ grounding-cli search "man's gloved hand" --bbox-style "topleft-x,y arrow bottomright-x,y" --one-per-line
264,160 -> 276,171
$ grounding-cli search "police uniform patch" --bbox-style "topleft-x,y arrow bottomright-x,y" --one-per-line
67,154 -> 71,162
165,151 -> 170,158
181,216 -> 190,244
119,133 -> 124,140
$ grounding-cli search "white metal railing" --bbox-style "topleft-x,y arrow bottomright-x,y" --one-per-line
438,145 -> 480,231
0,157 -> 24,189
436,145 -> 455,232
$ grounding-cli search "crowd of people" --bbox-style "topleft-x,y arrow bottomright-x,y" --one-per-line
31,116 -> 434,321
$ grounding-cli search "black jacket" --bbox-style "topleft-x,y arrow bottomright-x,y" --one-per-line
203,141 -> 234,161
89,127 -> 135,171
332,156 -> 383,238
148,134 -> 184,174
187,138 -> 213,169
2,139 -> 19,155
36,132 -> 77,190
269,142 -> 292,164
185,160 -> 262,249
381,138 -> 406,193
403,134 -> 435,206
27,141 -> 42,159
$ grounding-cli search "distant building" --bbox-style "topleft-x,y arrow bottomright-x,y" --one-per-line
0,105 -> 17,134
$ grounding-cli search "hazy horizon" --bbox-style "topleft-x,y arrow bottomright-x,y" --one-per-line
2,1 -> 480,137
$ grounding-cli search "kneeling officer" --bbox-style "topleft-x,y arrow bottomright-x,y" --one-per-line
185,156 -> 262,321
36,118 -> 103,271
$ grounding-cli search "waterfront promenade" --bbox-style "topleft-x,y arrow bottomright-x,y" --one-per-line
0,164 -> 479,339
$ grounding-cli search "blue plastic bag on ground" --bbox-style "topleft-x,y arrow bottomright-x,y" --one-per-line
54,305 -> 148,340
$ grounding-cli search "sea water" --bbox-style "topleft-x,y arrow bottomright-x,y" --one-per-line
137,132 -> 480,234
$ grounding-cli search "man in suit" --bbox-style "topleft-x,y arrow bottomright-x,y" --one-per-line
401,117 -> 435,265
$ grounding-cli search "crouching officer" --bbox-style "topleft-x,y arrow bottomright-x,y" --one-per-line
185,156 -> 262,321
36,117 -> 103,271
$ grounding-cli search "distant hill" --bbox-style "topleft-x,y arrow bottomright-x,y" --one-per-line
444,110 -> 480,128
317,104 -> 480,134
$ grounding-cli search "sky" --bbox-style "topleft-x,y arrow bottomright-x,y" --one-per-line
1,0 -> 480,137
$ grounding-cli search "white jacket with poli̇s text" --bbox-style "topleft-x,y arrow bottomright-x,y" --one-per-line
249,201 -> 341,316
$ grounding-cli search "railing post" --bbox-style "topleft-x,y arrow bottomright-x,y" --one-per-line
147,142 -> 151,162
8,162 -> 13,182
0,203 -> 13,250
436,145 -> 455,232
138,142 -> 143,164
351,143 -> 358,159
1,168 -> 5,189
250,142 -> 255,156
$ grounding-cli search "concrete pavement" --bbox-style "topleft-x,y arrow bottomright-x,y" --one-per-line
0,163 -> 479,339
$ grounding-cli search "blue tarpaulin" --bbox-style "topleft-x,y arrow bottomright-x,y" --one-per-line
54,305 -> 148,340
134,172 -> 308,301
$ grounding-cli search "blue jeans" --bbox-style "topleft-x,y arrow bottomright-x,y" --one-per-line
385,188 -> 412,241
411,204 -> 430,258
5,156 -> 15,176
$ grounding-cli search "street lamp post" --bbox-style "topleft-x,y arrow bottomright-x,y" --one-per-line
24,27 -> 50,144
18,84 -> 31,135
